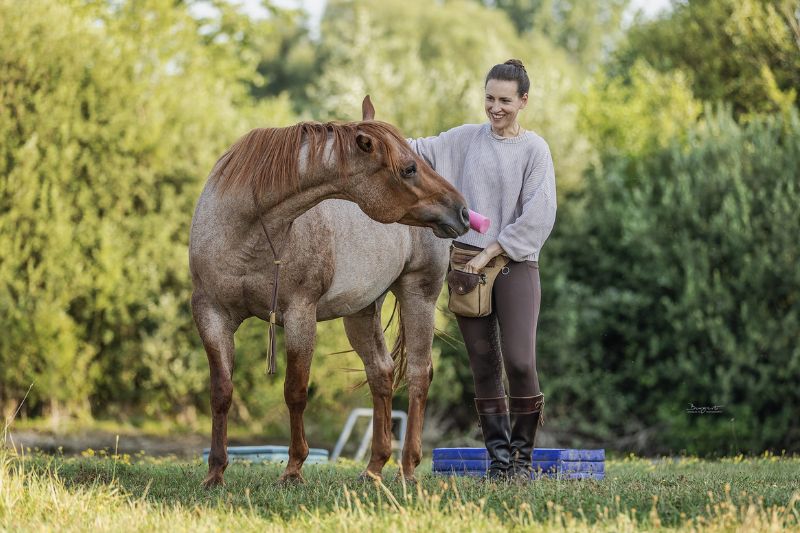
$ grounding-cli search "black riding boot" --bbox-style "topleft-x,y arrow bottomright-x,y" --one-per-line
474,397 -> 512,480
509,394 -> 545,480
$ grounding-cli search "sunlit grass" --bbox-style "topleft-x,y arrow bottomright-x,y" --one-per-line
1,448 -> 799,532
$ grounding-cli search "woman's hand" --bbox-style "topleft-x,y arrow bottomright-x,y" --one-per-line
463,241 -> 506,273
463,253 -> 490,273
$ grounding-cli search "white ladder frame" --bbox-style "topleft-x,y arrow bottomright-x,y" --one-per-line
330,407 -> 408,462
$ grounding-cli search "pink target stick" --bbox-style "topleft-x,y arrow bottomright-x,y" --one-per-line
468,209 -> 491,234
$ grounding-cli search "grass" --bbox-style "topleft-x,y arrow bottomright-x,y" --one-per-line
2,449 -> 799,532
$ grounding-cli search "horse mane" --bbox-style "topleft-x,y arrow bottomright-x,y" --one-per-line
210,120 -> 409,199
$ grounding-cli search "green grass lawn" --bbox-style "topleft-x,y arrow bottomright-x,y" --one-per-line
3,451 -> 799,532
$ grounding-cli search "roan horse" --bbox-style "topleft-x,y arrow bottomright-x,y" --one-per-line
190,97 -> 467,486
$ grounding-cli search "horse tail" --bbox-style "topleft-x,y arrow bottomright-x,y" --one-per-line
387,299 -> 407,391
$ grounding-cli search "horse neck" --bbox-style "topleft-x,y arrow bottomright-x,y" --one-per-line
255,135 -> 352,233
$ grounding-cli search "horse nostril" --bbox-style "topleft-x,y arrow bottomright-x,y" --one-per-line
460,206 -> 470,227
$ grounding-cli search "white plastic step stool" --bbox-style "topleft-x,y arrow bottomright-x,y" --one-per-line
330,407 -> 407,462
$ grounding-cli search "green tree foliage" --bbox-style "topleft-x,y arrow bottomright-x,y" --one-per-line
312,0 -> 521,133
251,9 -> 319,112
579,60 -> 702,163
475,0 -> 630,68
541,109 -> 800,454
311,0 -> 592,193
194,0 -> 319,113
0,0 -> 293,418
616,0 -> 800,118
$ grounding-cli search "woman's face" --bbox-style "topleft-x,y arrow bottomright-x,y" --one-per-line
484,79 -> 528,131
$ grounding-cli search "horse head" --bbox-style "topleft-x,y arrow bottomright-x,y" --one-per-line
339,96 -> 469,239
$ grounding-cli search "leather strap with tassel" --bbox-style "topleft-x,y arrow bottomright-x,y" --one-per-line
258,217 -> 293,375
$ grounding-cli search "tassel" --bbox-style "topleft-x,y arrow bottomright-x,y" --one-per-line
538,400 -> 545,427
266,311 -> 277,375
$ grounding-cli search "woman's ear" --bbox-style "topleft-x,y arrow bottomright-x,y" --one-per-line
519,93 -> 529,109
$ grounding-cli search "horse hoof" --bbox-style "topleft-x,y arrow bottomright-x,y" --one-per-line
396,473 -> 417,485
357,470 -> 382,482
278,472 -> 305,485
202,473 -> 225,488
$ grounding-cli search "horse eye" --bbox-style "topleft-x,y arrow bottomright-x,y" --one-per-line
402,164 -> 417,178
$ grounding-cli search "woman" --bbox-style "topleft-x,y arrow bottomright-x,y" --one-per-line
408,59 -> 557,480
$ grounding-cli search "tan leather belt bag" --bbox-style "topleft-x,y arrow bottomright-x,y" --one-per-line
447,245 -> 509,317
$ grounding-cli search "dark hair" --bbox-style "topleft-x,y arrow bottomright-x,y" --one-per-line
484,59 -> 530,97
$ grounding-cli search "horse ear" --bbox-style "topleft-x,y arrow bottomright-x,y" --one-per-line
356,133 -> 374,153
362,95 -> 375,121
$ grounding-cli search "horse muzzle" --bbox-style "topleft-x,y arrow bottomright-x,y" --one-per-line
402,203 -> 469,238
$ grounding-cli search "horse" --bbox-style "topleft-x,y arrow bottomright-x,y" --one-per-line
189,96 -> 468,486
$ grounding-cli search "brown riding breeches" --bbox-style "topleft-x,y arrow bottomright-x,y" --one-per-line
453,242 -> 541,398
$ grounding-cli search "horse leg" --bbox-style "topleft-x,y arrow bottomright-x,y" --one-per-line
393,288 -> 437,482
193,293 -> 238,488
278,303 -> 317,484
343,296 -> 394,479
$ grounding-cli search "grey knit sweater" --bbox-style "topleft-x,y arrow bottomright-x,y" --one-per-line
409,123 -> 557,262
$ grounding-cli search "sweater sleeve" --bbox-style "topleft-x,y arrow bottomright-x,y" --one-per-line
497,140 -> 557,261
407,134 -> 443,169
406,124 -> 475,172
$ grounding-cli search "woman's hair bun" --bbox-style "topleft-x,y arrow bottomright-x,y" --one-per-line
504,59 -> 526,72
486,59 -> 530,96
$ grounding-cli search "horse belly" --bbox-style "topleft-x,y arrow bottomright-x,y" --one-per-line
314,200 -> 410,319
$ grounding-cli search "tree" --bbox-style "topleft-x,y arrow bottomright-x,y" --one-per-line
311,0 -> 593,193
578,60 -> 702,164
476,0 -> 630,68
616,0 -> 800,118
195,0 -> 320,113
0,0 -> 294,418
541,108 -> 800,454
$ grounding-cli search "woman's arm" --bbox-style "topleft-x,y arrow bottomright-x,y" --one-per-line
407,124 -> 480,174
407,135 -> 441,168
496,142 -> 557,262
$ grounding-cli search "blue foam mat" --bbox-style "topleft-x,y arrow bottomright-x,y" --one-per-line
433,470 -> 605,480
433,448 -> 605,462
202,445 -> 328,456
433,459 -> 605,474
201,445 -> 329,464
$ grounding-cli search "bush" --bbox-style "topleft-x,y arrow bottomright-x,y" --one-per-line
539,108 -> 800,454
0,0 -> 288,418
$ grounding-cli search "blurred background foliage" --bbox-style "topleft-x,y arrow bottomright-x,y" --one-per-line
1,0 -> 798,455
